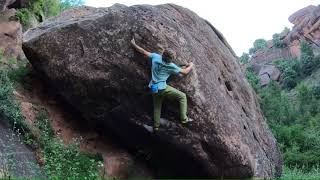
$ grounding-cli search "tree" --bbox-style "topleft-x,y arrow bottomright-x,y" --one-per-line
253,39 -> 267,51
239,52 -> 250,64
281,27 -> 290,35
246,65 -> 260,92
273,58 -> 301,89
60,0 -> 85,11
272,33 -> 287,48
249,47 -> 255,55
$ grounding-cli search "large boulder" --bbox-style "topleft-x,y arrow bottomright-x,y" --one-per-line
22,4 -> 282,178
258,65 -> 281,86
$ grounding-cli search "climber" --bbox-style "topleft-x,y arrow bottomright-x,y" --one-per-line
130,38 -> 194,132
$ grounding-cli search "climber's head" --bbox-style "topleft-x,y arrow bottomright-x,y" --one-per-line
162,48 -> 176,63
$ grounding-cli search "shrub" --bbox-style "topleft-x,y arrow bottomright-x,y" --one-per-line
248,39 -> 268,55
314,54 -> 320,67
259,81 -> 295,126
273,58 -> 301,89
35,108 -> 103,179
239,52 -> 250,64
272,33 -> 287,48
245,65 -> 260,92
253,39 -> 267,51
7,61 -> 32,90
0,69 -> 27,131
43,0 -> 61,17
15,8 -> 31,27
0,49 -> 3,60
300,41 -> 315,77
60,0 -> 85,11
282,165 -> 320,179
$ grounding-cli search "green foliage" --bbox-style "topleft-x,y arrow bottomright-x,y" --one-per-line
35,109 -> 103,179
257,81 -> 320,171
259,81 -> 295,126
281,27 -> 290,35
1,54 -> 102,179
253,39 -> 267,51
239,52 -> 250,64
43,0 -> 61,17
15,8 -> 31,27
16,0 -> 82,26
314,54 -> 320,66
0,68 -> 27,132
60,0 -> 85,11
245,65 -> 260,92
273,58 -> 301,89
272,33 -> 287,48
282,165 -> 320,179
248,38 -> 268,55
248,47 -> 255,55
7,61 -> 32,90
0,49 -> 3,61
300,41 -> 315,77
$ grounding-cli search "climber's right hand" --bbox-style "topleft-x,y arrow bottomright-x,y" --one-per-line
130,38 -> 136,46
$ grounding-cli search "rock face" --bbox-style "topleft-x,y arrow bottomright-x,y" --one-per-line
258,65 -> 281,86
0,0 -> 15,11
286,5 -> 320,46
250,47 -> 293,65
249,5 -> 320,86
0,8 -> 24,61
23,4 -> 282,178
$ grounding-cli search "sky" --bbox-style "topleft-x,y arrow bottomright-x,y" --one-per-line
85,0 -> 319,56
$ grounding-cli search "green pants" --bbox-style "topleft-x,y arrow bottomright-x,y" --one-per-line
152,85 -> 187,127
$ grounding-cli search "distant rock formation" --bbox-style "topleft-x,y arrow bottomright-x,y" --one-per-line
285,5 -> 320,47
23,4 -> 282,178
249,5 -> 320,86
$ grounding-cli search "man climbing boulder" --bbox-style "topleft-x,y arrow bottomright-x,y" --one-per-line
130,38 -> 194,131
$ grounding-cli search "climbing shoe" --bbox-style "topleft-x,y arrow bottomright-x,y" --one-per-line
181,117 -> 194,124
153,126 -> 160,132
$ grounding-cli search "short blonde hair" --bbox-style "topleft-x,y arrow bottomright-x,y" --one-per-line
162,48 -> 176,63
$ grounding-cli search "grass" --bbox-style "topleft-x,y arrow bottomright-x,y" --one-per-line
281,165 -> 320,179
35,107 -> 103,179
0,55 -> 103,179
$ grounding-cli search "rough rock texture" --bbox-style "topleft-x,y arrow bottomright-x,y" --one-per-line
23,4 -> 282,178
0,0 -> 15,11
249,5 -> 320,86
285,5 -> 320,46
7,0 -> 26,9
0,8 -> 24,61
250,47 -> 293,65
258,65 -> 281,86
0,119 -> 44,178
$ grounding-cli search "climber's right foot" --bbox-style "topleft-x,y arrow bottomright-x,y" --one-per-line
153,126 -> 160,132
181,117 -> 193,124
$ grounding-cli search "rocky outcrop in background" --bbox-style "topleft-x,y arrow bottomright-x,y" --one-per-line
249,5 -> 320,86
23,4 -> 282,178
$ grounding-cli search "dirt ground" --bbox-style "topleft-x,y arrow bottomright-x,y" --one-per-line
15,70 -> 154,179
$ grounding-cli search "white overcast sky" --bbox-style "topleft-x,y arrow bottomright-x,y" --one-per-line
85,0 -> 319,56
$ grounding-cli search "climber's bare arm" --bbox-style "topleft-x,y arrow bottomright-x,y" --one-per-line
130,38 -> 152,57
180,62 -> 194,75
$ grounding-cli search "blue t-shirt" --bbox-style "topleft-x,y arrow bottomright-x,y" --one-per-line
149,53 -> 181,90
